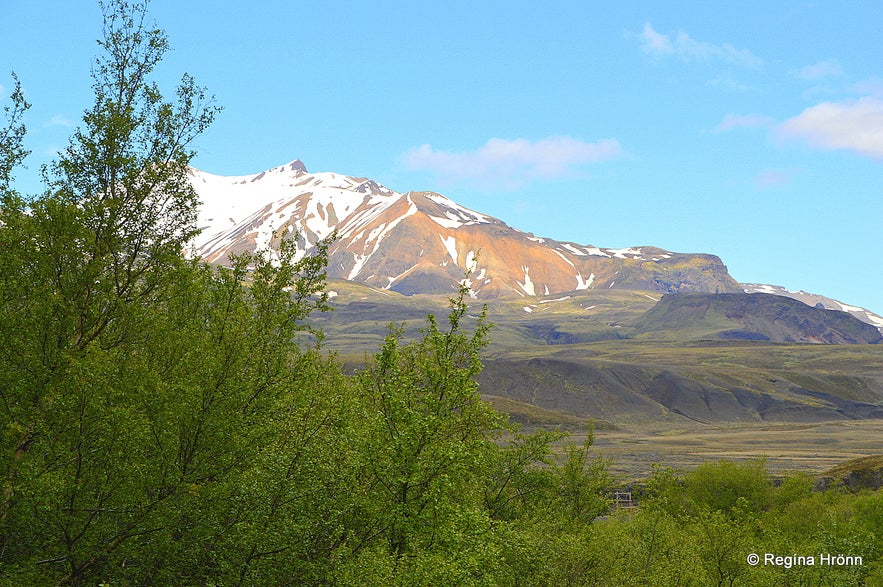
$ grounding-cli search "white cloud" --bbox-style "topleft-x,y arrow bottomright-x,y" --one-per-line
713,113 -> 774,133
636,22 -> 762,69
638,22 -> 673,55
777,97 -> 883,160
797,59 -> 843,81
401,136 -> 623,188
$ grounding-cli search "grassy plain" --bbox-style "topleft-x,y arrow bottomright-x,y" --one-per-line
575,419 -> 883,481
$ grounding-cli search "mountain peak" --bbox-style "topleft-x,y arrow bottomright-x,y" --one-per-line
285,159 -> 308,174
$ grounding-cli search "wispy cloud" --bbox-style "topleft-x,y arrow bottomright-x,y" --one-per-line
796,59 -> 843,81
712,113 -> 774,133
401,136 -> 623,189
755,168 -> 802,189
706,75 -> 755,93
635,22 -> 763,69
637,22 -> 673,55
777,97 -> 883,160
856,77 -> 883,98
45,114 -> 75,128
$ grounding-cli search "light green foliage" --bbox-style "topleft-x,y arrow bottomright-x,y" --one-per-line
484,428 -> 613,586
0,1 -> 342,584
348,287 -> 509,582
684,459 -> 771,517
483,428 -> 564,521
636,462 -> 883,587
770,471 -> 814,511
583,509 -> 692,586
643,463 -> 686,516
692,508 -> 753,586
553,428 -> 612,526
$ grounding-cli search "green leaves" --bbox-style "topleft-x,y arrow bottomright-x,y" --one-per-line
0,72 -> 29,193
46,0 -> 219,337
354,287 -> 503,560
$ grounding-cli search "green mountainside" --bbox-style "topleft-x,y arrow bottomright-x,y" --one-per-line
633,292 -> 883,344
318,280 -> 883,426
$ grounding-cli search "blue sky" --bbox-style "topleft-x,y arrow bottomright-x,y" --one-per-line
3,1 -> 882,314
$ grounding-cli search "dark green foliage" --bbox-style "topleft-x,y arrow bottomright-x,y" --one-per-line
483,428 -> 565,521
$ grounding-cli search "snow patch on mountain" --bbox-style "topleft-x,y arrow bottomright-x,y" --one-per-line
518,266 -> 536,296
539,296 -> 571,304
428,214 -> 463,229
607,247 -> 644,259
348,253 -> 369,280
465,250 -> 478,272
440,235 -> 458,265
193,161 -> 395,249
575,272 -> 595,290
551,247 -> 575,267
425,192 -> 493,226
560,243 -> 610,258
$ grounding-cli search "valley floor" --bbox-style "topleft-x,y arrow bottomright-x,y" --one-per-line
575,419 -> 883,481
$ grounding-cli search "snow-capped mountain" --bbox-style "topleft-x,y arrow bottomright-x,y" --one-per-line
743,284 -> 883,333
189,159 -> 743,299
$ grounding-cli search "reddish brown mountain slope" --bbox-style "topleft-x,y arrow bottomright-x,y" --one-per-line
191,160 -> 741,299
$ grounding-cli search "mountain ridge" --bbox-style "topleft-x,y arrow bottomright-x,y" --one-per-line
190,159 -> 740,299
634,292 -> 883,344
742,284 -> 883,333
188,159 -> 881,329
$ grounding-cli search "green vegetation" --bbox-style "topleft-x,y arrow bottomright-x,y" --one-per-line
1,2 -> 881,585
